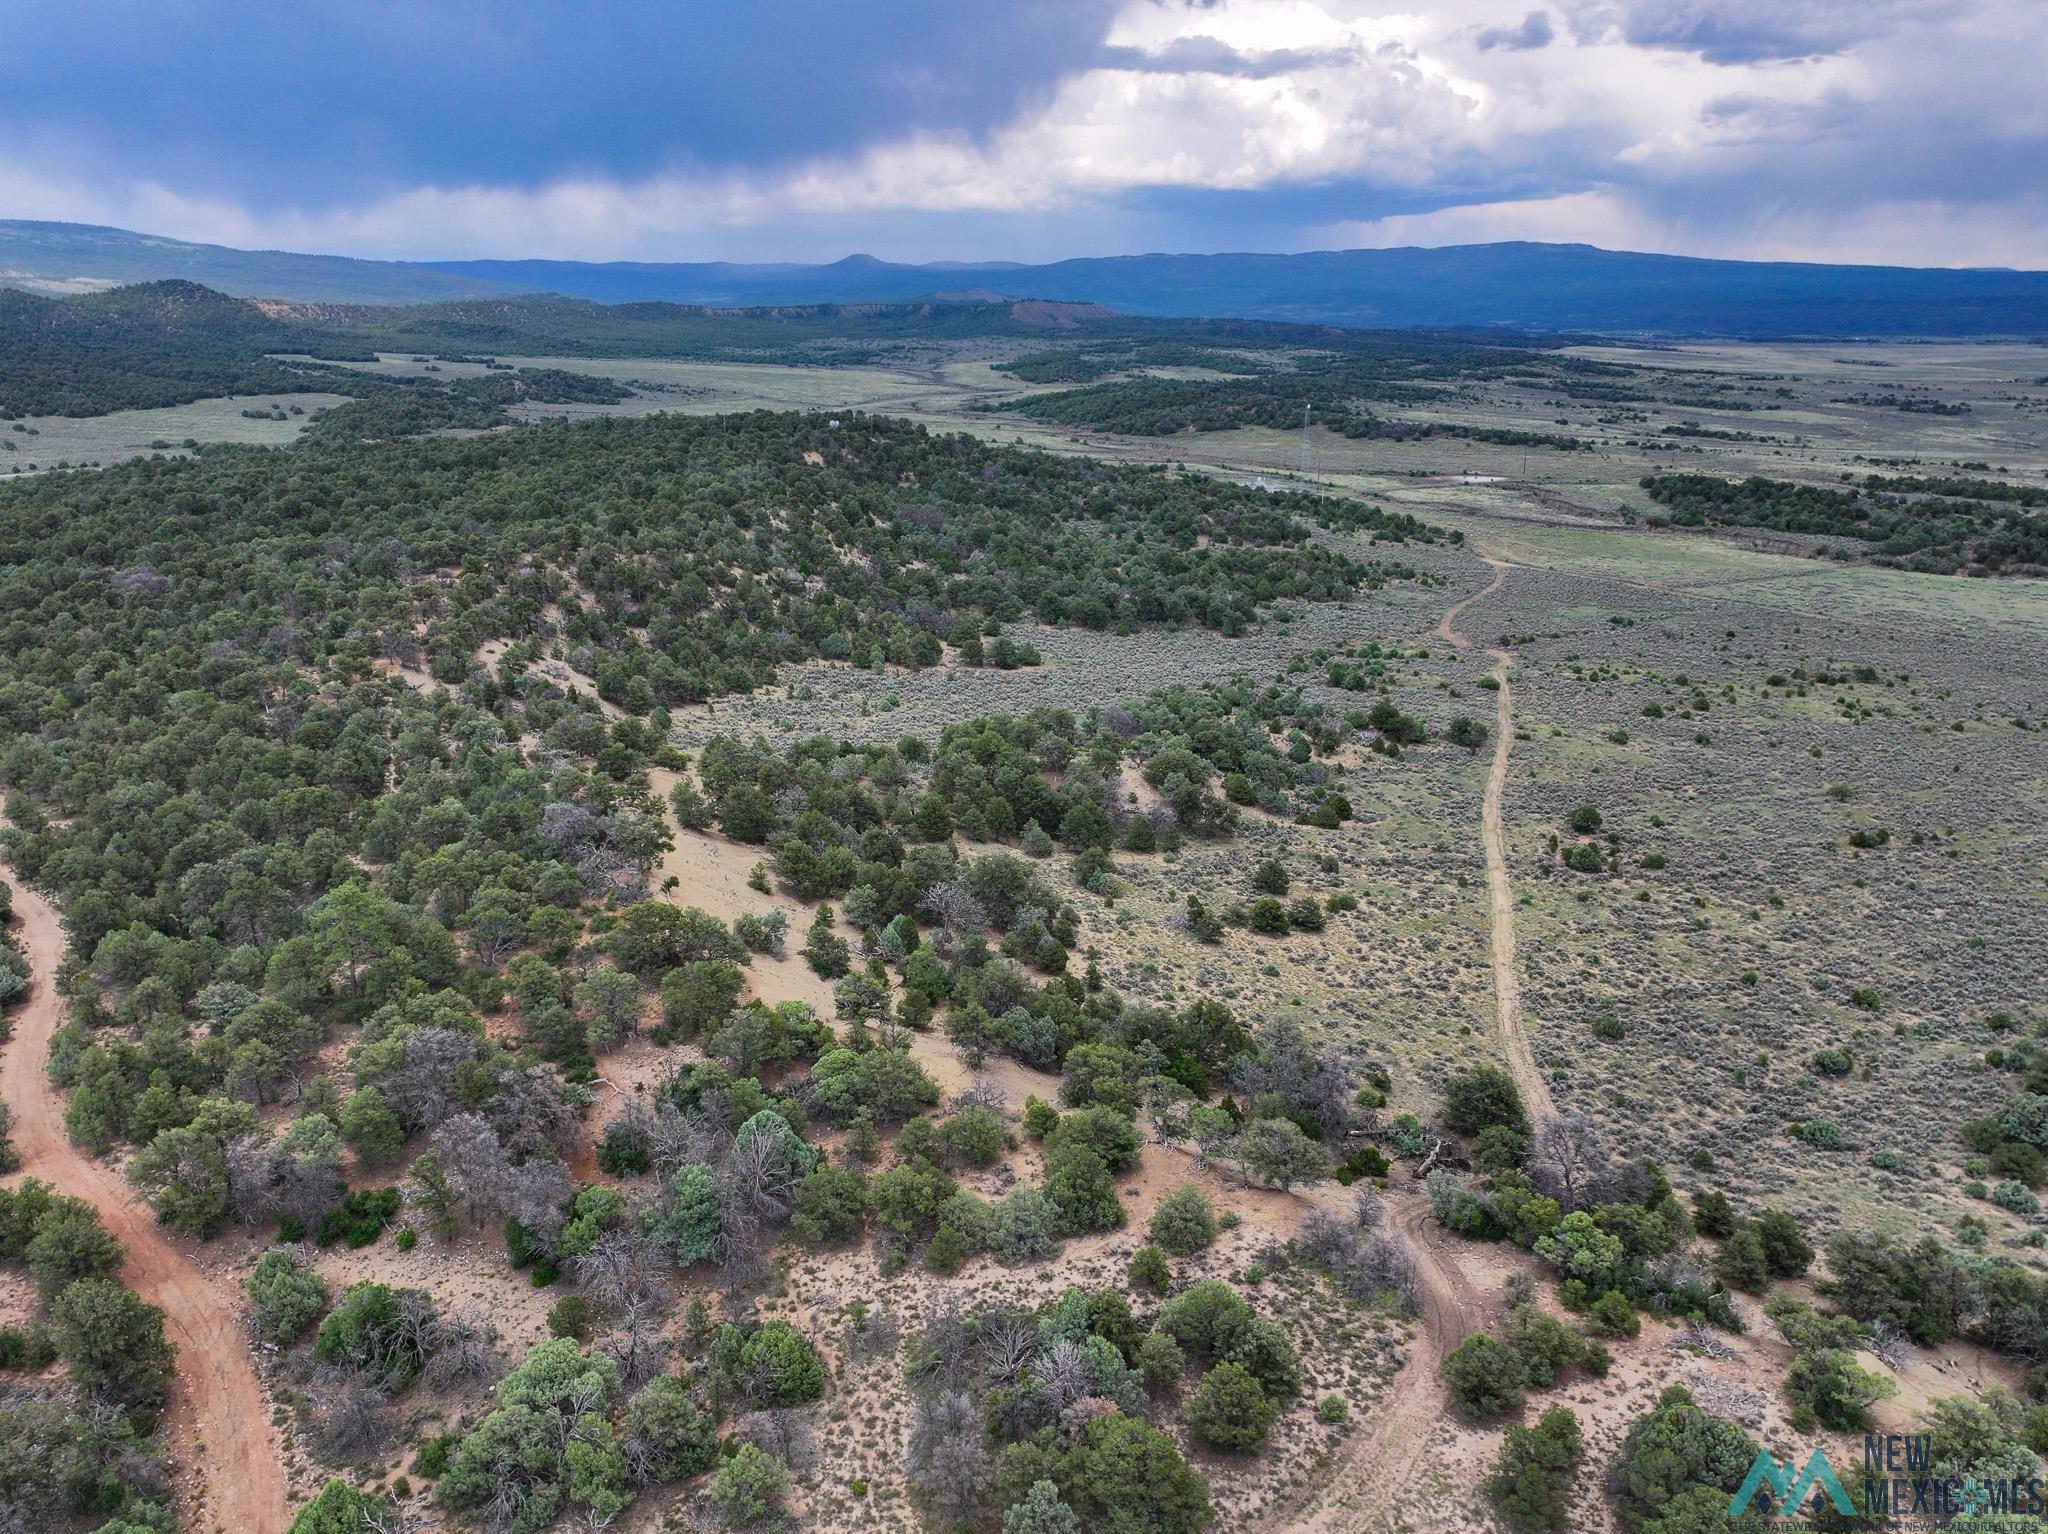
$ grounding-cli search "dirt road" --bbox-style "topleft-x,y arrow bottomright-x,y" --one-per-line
1435,552 -> 1555,1122
1268,1181 -> 1488,1534
0,864 -> 288,1534
1246,553 -> 1558,1532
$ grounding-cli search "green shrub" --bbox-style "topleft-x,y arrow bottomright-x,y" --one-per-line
244,1248 -> 329,1344
1589,1291 -> 1641,1339
1785,1348 -> 1895,1431
1612,1386 -> 1761,1531
1148,1185 -> 1217,1255
1809,1048 -> 1853,1077
412,1433 -> 457,1479
314,1187 -> 401,1248
1485,1406 -> 1583,1533
1440,1065 -> 1529,1136
709,1320 -> 825,1407
1692,1189 -> 1735,1239
1245,897 -> 1291,935
1129,1245 -> 1171,1293
711,1444 -> 787,1524
1441,1334 -> 1526,1417
1713,1223 -> 1771,1294
1185,1361 -> 1277,1451
1990,1180 -> 2041,1215
547,1295 -> 599,1340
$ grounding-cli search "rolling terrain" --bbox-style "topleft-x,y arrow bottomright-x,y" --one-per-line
0,288 -> 2043,1534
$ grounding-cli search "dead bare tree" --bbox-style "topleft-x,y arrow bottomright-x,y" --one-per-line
1681,1367 -> 1767,1426
1296,1208 -> 1421,1316
421,1306 -> 504,1391
1302,1047 -> 1356,1140
1866,1320 -> 1913,1372
1035,1340 -> 1093,1417
378,1026 -> 476,1131
1674,1318 -> 1740,1361
976,1314 -> 1040,1388
363,1494 -> 431,1534
224,1134 -> 282,1226
842,1305 -> 901,1364
740,1410 -> 816,1474
275,1147 -> 345,1233
903,1390 -> 992,1526
1415,1135 -> 1449,1177
598,1295 -> 672,1389
312,1383 -> 391,1462
719,1130 -> 804,1229
920,882 -> 987,933
487,1065 -> 579,1158
954,1078 -> 1010,1117
1528,1113 -> 1612,1211
906,1299 -> 971,1391
570,1228 -> 671,1311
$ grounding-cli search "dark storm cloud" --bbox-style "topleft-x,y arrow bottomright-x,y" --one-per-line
2,0 -> 2038,268
1098,36 -> 1366,75
1575,0 -> 1930,63
0,0 -> 1122,205
1475,11 -> 1556,50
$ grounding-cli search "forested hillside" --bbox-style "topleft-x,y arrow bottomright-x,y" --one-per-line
0,280 -> 375,416
0,411 -> 1434,894
0,398 -> 1451,1531
0,281 -> 638,422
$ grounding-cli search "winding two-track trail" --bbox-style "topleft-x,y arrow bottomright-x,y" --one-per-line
1265,1179 -> 1487,1534
1436,551 -> 1554,1122
0,862 -> 288,1534
1266,549 -> 1547,1532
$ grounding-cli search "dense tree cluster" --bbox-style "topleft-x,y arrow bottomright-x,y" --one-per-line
993,328 -> 1618,444
0,1179 -> 177,1531
1641,472 -> 2047,575
997,375 -> 1590,451
896,1279 -> 1304,1532
0,279 -> 634,425
688,679 -> 1371,930
0,302 -> 1466,1533
1611,1385 -> 1762,1532
0,876 -> 26,1019
1425,1081 -> 1732,1330
430,1338 -> 712,1531
1,409 -> 1422,721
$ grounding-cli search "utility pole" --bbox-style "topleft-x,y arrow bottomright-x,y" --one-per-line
1298,403 -> 1312,477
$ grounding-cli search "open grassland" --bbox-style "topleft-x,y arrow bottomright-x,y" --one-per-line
0,389 -> 349,474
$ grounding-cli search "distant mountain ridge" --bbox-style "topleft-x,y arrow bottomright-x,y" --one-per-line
423,243 -> 2048,337
0,219 -> 529,304
4,220 -> 2047,336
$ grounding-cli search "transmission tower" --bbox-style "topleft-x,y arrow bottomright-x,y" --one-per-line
1297,403 -> 1312,477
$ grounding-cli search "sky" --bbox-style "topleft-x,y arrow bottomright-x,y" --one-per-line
3,0 -> 2043,269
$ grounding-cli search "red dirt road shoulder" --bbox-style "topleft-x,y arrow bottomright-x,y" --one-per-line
0,864 -> 289,1534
